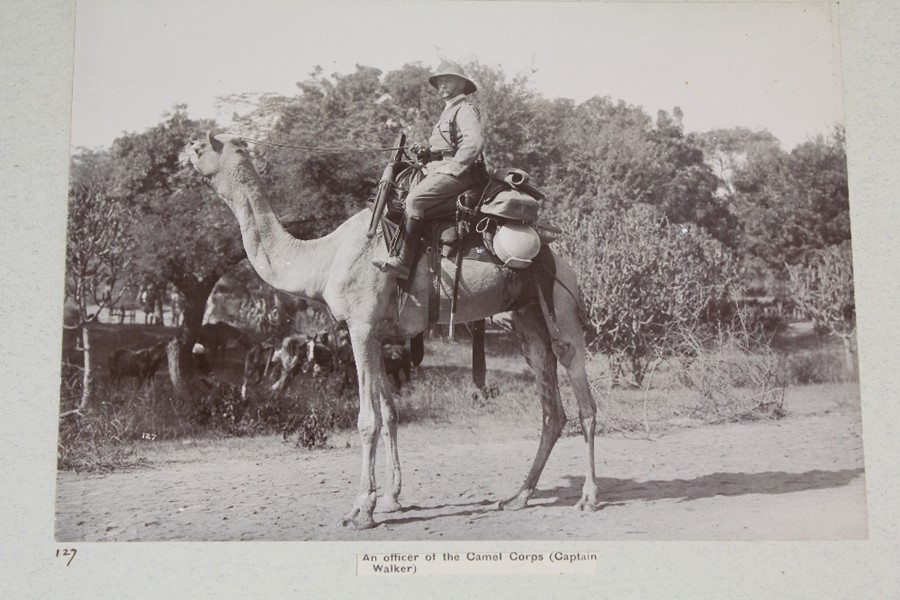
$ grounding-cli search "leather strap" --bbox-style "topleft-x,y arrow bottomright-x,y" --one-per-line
427,226 -> 441,327
472,319 -> 486,389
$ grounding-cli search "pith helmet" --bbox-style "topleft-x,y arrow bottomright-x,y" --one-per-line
429,61 -> 477,95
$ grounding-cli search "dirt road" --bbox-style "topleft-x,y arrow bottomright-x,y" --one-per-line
56,386 -> 866,541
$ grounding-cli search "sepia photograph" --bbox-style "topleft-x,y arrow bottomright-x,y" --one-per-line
55,0 -> 864,542
4,0 -> 899,597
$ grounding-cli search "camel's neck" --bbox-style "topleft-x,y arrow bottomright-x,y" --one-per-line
210,160 -> 333,300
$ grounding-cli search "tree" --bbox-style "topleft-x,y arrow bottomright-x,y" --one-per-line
697,127 -> 781,197
463,61 -> 538,169
541,98 -> 732,244
787,241 -> 856,376
648,109 -> 734,243
108,107 -> 247,392
64,150 -> 135,411
228,66 -> 410,235
729,127 -> 849,269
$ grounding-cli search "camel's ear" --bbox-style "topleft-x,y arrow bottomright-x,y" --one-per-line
207,132 -> 224,152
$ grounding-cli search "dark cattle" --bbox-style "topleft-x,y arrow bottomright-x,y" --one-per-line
192,343 -> 213,375
107,340 -> 169,384
240,341 -> 279,398
334,329 -> 356,372
333,330 -> 356,388
382,343 -> 411,389
313,330 -> 331,346
197,322 -> 251,362
334,331 -> 353,367
242,341 -> 275,384
305,340 -> 334,375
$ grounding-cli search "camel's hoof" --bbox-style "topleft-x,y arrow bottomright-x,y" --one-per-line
574,492 -> 601,512
498,494 -> 529,511
340,515 -> 377,530
377,497 -> 403,513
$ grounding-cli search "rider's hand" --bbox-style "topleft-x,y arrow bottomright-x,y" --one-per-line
408,143 -> 430,162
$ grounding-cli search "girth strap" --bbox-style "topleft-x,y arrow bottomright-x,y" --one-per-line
427,228 -> 441,327
472,319 -> 486,389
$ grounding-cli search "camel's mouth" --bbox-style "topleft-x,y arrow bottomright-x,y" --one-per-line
179,143 -> 199,168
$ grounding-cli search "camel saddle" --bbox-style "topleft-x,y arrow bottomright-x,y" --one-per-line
371,164 -> 561,271
368,163 -> 562,388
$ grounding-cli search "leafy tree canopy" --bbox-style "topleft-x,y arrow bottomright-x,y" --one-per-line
729,127 -> 849,269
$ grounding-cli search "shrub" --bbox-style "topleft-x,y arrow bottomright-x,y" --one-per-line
787,242 -> 855,337
284,410 -> 334,450
779,347 -> 855,385
191,381 -> 250,435
555,204 -> 741,386
58,407 -> 143,472
676,327 -> 787,423
786,242 -> 857,379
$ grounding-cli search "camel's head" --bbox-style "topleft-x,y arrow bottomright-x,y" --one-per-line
181,132 -> 250,177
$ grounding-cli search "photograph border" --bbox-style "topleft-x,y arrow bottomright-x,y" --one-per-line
3,0 -> 898,597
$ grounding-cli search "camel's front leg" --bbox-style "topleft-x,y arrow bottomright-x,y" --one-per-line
340,326 -> 404,528
340,387 -> 380,530
340,331 -> 385,530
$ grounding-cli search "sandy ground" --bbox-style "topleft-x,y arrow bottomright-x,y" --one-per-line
55,387 -> 866,541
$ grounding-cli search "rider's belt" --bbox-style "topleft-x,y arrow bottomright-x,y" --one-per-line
432,149 -> 456,159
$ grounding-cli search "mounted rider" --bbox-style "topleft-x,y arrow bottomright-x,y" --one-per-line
373,61 -> 486,279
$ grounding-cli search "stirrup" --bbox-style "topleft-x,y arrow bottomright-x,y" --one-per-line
373,256 -> 411,280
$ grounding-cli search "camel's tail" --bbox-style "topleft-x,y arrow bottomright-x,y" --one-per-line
532,248 -> 586,367
533,248 -> 588,331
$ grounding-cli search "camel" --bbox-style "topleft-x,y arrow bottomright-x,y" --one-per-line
183,133 -> 600,529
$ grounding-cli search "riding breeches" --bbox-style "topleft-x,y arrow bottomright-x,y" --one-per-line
404,171 -> 476,219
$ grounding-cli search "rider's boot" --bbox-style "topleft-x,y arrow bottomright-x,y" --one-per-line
372,216 -> 423,281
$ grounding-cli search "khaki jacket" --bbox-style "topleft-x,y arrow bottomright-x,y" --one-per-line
426,95 -> 484,177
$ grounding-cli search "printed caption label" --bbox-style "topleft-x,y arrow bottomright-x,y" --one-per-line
357,551 -> 598,576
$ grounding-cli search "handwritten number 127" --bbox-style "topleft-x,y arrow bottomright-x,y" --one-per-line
56,548 -> 77,566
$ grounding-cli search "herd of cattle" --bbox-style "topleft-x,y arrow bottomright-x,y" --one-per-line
105,321 -> 413,397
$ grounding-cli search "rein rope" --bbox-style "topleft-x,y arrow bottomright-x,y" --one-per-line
238,135 -> 405,154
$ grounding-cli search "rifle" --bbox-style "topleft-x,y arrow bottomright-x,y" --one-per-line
367,132 -> 407,239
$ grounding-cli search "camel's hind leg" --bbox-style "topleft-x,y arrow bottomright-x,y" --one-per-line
499,304 -> 567,510
547,256 -> 601,510
377,380 -> 403,513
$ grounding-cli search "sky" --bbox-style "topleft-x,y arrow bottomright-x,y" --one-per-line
70,0 -> 845,151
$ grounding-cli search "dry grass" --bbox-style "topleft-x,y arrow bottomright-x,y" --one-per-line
58,322 -> 858,472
